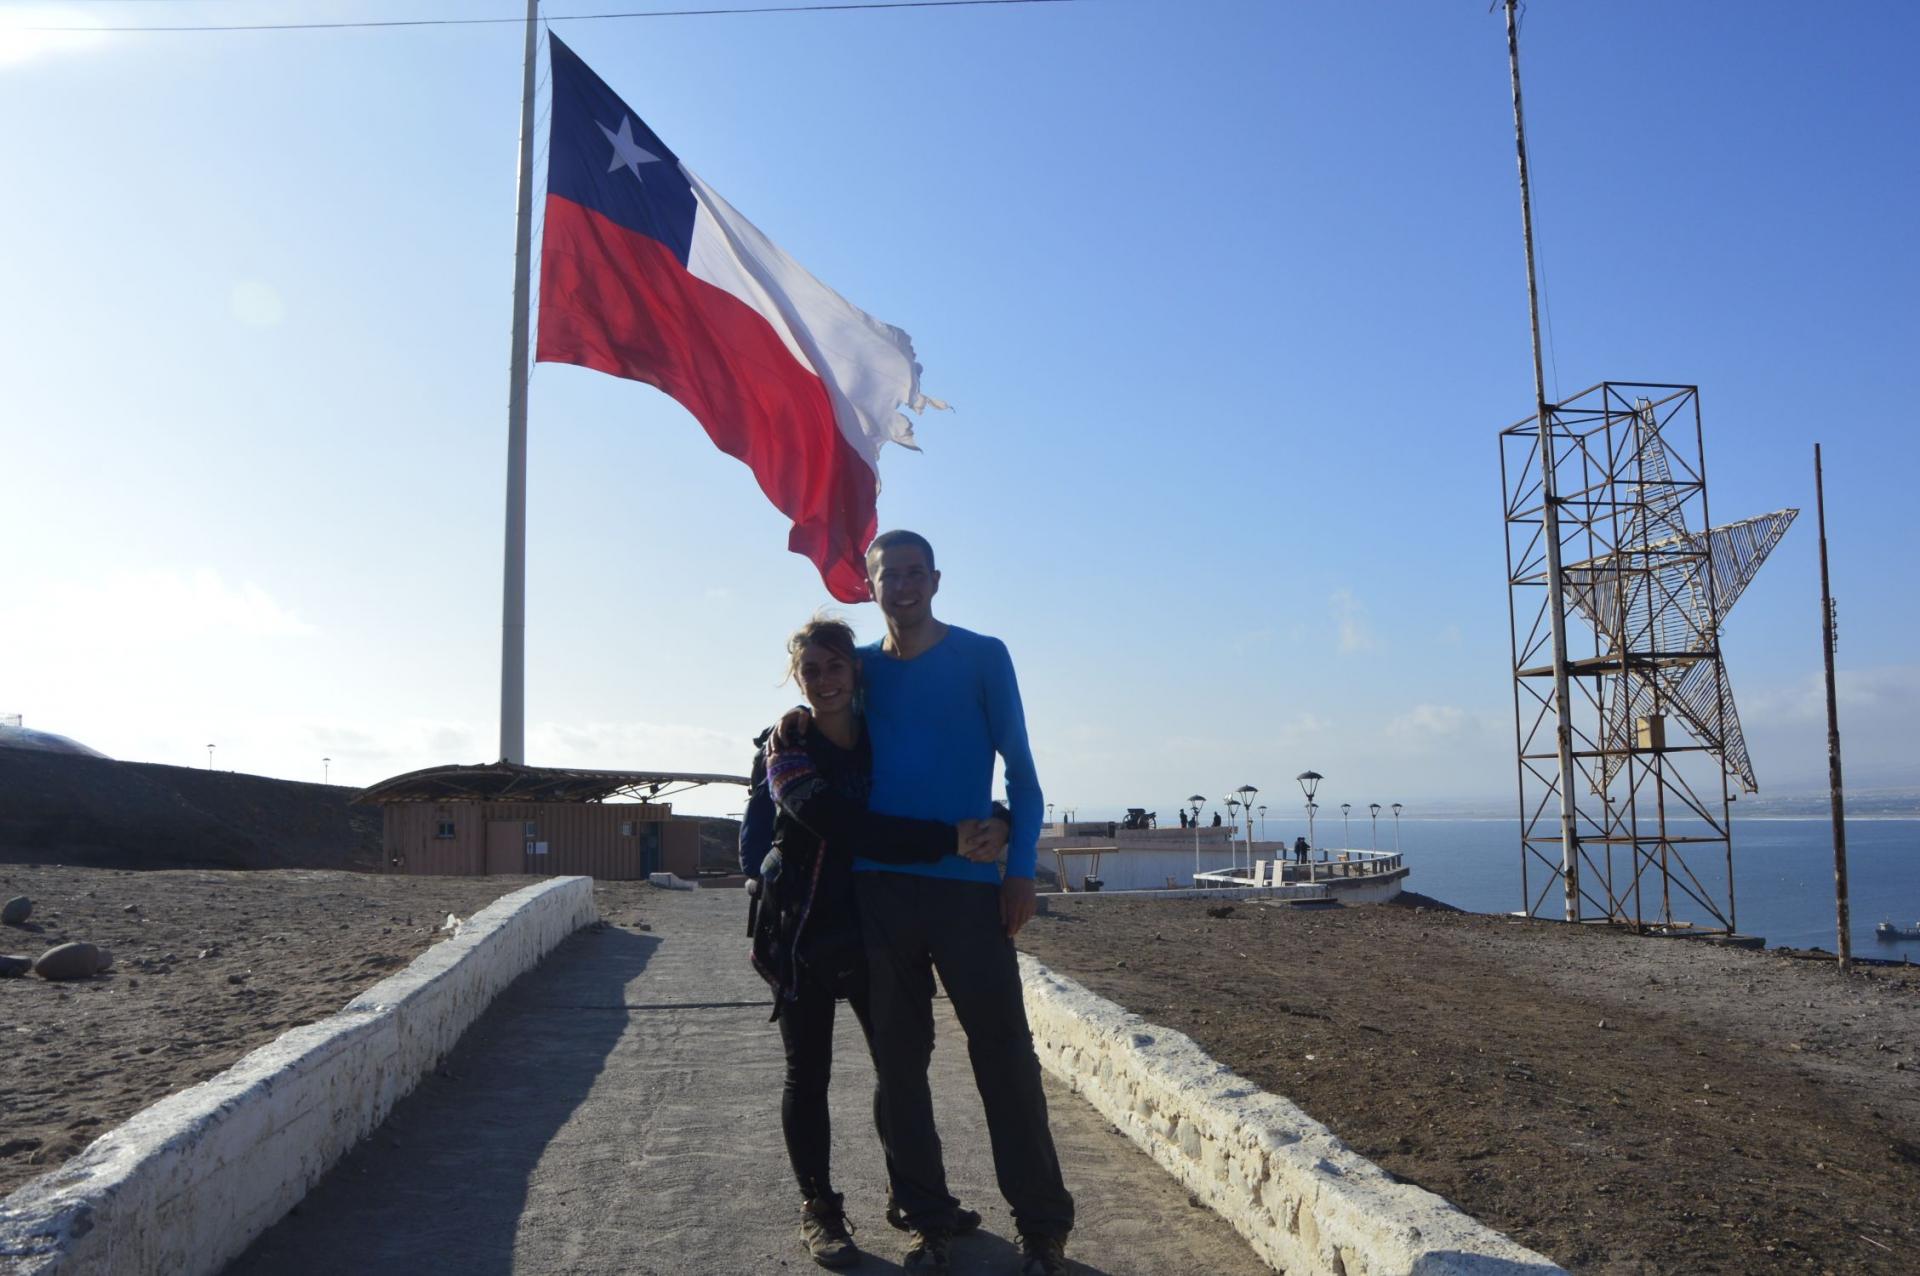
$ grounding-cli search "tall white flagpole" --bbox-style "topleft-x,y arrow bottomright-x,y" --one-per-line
499,0 -> 539,764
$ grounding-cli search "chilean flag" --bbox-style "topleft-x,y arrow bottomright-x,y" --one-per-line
535,34 -> 944,601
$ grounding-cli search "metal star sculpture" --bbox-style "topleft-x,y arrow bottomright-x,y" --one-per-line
1557,424 -> 1796,794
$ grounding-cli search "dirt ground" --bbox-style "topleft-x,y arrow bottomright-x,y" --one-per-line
9,868 -> 1915,1273
1016,892 -> 1920,1274
0,866 -> 651,1198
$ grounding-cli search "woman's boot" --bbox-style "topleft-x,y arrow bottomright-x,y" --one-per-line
800,1191 -> 859,1269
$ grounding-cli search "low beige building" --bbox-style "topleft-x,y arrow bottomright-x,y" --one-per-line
357,762 -> 747,880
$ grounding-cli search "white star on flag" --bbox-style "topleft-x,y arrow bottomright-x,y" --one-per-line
598,116 -> 661,183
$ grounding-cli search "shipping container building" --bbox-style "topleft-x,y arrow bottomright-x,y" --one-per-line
356,762 -> 748,880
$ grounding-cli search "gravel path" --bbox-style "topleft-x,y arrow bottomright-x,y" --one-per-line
225,886 -> 1271,1276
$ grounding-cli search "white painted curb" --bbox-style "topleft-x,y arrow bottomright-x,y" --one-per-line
0,876 -> 598,1276
1020,956 -> 1566,1276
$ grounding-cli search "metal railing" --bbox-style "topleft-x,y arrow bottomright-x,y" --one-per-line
1194,848 -> 1405,889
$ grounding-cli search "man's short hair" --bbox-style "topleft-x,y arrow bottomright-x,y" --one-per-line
866,529 -> 935,574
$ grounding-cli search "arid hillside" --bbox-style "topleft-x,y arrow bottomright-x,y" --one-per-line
0,749 -> 745,876
0,750 -> 383,871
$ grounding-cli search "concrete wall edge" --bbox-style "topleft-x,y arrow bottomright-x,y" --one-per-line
1019,954 -> 1566,1276
0,876 -> 597,1276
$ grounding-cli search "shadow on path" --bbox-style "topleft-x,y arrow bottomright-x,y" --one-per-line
225,925 -> 658,1276
223,891 -> 1267,1276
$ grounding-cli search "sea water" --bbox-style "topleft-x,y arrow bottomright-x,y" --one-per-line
1392,818 -> 1920,953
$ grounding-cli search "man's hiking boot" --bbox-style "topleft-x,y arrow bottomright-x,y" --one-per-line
902,1225 -> 952,1273
799,1194 -> 859,1269
1017,1231 -> 1068,1276
886,1196 -> 981,1235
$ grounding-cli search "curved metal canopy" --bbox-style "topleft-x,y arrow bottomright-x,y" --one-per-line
355,761 -> 749,805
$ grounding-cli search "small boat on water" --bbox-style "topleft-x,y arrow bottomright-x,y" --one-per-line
1874,920 -> 1920,940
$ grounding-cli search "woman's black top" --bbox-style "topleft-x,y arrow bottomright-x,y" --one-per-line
741,722 -> 951,1010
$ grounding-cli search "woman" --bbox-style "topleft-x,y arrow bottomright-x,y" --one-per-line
741,616 -> 1002,1269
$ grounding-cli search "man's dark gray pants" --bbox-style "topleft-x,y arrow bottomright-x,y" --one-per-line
855,871 -> 1075,1240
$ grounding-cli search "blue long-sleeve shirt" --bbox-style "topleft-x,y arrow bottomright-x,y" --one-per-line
852,625 -> 1042,882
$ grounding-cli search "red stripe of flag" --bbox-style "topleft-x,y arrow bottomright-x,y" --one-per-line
537,195 -> 877,601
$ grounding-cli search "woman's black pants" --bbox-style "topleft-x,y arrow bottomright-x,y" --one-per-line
775,966 -> 889,1202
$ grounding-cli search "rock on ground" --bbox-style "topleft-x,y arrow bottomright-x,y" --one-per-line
33,942 -> 109,981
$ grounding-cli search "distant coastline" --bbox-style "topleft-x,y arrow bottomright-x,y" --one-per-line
1058,793 -> 1920,824
1070,809 -> 1920,824
1392,812 -> 1920,823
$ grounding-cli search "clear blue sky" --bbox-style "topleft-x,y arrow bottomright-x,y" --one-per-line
3,0 -> 1915,820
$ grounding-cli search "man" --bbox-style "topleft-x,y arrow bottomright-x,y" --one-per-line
836,529 -> 1073,1275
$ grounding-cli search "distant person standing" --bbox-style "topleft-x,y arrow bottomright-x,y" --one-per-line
1211,811 -> 1222,828
1293,835 -> 1310,866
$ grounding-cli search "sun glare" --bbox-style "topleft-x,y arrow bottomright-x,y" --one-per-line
0,8 -> 108,68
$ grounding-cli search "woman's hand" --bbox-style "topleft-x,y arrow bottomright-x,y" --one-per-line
956,816 -> 1009,863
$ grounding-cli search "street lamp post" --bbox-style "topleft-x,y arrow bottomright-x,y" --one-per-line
1392,803 -> 1403,855
1188,795 -> 1205,878
1046,801 -> 1054,828
1258,804 -> 1267,842
1304,802 -> 1320,880
206,744 -> 215,772
1369,802 -> 1382,852
1341,802 -> 1351,850
1235,784 -> 1258,869
1296,771 -> 1322,853
323,757 -> 331,785
1224,795 -> 1241,874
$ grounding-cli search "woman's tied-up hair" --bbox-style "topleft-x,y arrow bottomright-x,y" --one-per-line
785,612 -> 859,688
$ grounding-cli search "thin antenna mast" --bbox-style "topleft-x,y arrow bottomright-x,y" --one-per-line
499,0 -> 539,764
1816,444 -> 1850,971
1504,0 -> 1580,920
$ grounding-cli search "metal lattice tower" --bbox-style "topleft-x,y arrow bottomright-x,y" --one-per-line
1500,383 -> 1796,932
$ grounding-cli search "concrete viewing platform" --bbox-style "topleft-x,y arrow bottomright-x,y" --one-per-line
1193,849 -> 1408,901
221,888 -> 1275,1276
1043,835 -> 1409,906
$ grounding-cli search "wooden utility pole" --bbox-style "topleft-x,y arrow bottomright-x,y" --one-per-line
1816,444 -> 1850,972
1505,0 -> 1581,920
